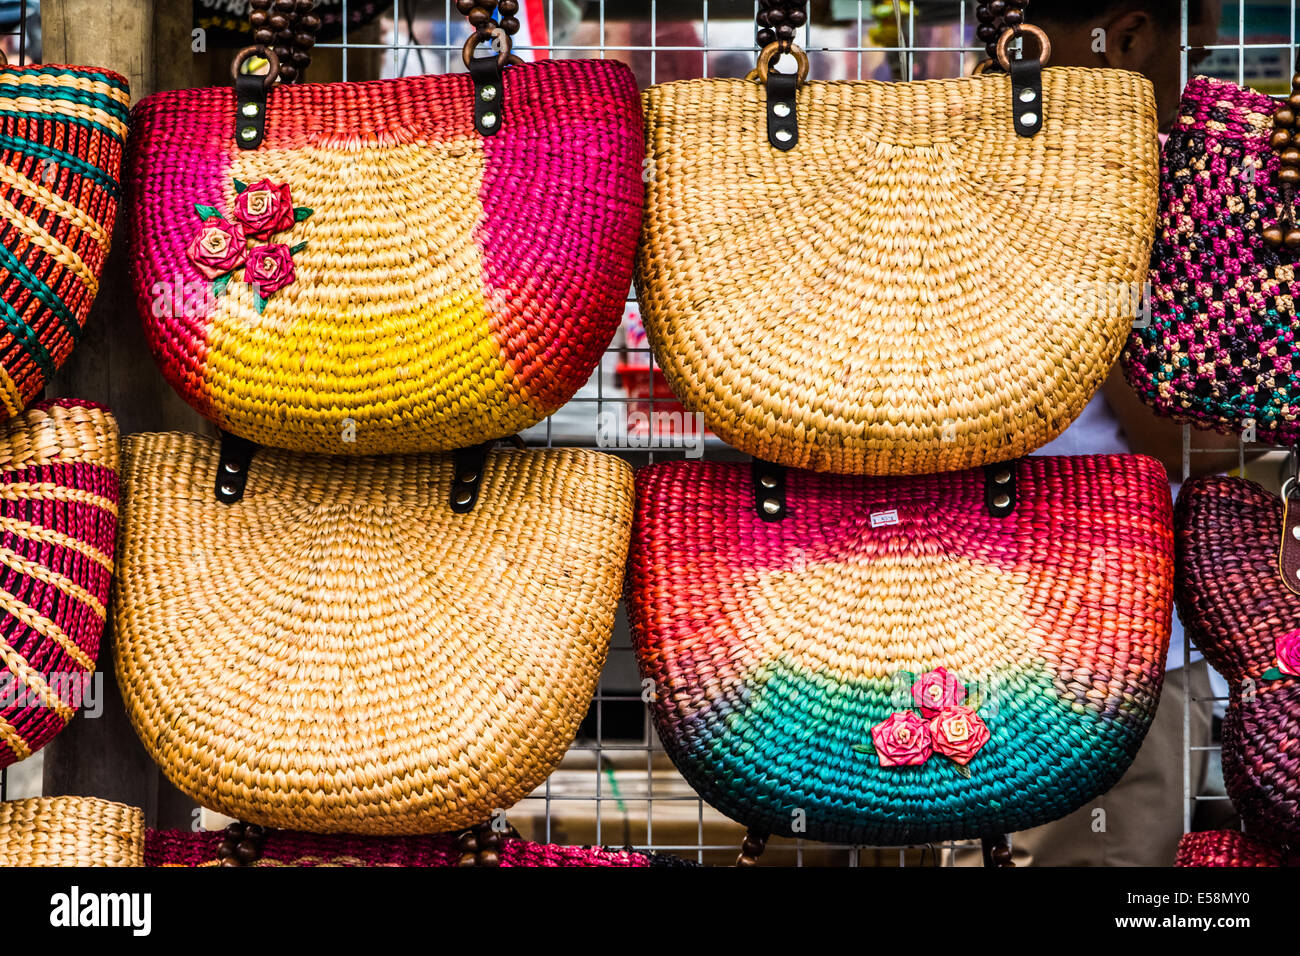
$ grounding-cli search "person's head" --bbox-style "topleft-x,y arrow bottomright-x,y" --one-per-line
1028,0 -> 1222,132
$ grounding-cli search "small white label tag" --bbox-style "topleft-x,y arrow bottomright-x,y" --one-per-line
870,510 -> 900,528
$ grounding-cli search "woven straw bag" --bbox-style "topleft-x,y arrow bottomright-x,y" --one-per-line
0,400 -> 119,770
627,455 -> 1173,847
113,432 -> 632,834
1175,830 -> 1297,868
1124,69 -> 1300,443
637,6 -> 1158,475
127,4 -> 642,456
145,825 -> 696,868
0,56 -> 129,419
1175,476 -> 1300,847
0,796 -> 144,866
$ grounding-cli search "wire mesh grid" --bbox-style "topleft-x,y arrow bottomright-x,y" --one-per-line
0,0 -> 1285,864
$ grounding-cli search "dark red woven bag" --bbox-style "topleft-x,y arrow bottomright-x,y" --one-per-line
1175,830 -> 1297,867
1175,476 -> 1300,847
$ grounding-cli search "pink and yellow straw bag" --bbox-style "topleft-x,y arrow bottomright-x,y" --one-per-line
127,11 -> 642,455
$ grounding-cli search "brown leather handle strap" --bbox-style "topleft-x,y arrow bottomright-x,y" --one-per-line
248,0 -> 321,84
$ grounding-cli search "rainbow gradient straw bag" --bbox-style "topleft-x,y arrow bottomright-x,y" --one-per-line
127,2 -> 642,455
0,55 -> 129,418
627,455 -> 1174,854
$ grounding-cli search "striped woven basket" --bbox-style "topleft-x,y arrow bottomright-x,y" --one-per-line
127,55 -> 642,455
0,796 -> 144,866
145,827 -> 696,868
1175,830 -> 1296,868
1174,477 -> 1300,847
627,455 -> 1174,845
637,66 -> 1158,474
0,61 -> 129,418
113,433 -> 632,834
0,399 -> 119,769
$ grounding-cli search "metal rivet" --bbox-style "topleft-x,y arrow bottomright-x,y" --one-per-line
454,490 -> 473,506
760,475 -> 778,489
480,85 -> 497,101
1018,88 -> 1037,103
1293,525 -> 1300,541
1020,112 -> 1039,127
219,483 -> 238,497
994,469 -> 1012,485
458,472 -> 478,485
241,102 -> 260,116
240,126 -> 258,141
223,461 -> 242,474
762,498 -> 782,515
993,493 -> 1011,509
774,128 -> 793,143
481,112 -> 497,128
772,102 -> 791,118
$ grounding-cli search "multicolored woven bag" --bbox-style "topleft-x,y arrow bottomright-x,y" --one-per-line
637,3 -> 1158,475
1123,69 -> 1300,442
0,58 -> 129,418
1175,829 -> 1297,868
113,432 -> 632,834
0,399 -> 119,769
627,455 -> 1174,848
128,3 -> 642,456
145,824 -> 696,868
0,796 -> 143,867
1174,476 -> 1300,847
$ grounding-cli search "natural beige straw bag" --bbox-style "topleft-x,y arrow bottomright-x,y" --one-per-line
637,8 -> 1159,475
0,796 -> 144,866
113,433 -> 633,834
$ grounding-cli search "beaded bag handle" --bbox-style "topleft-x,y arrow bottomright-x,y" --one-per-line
1264,55 -> 1300,249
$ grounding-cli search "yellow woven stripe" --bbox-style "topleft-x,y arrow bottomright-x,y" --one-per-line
0,95 -> 128,141
0,638 -> 74,721
0,72 -> 127,103
0,363 -> 23,418
0,163 -> 111,252
0,714 -> 32,762
0,586 -> 94,672
0,545 -> 106,619
0,483 -> 117,516
0,515 -> 113,572
0,190 -> 96,293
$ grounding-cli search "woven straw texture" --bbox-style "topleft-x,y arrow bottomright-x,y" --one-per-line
1125,77 -> 1300,443
1175,829 -> 1296,868
0,399 -> 119,769
114,433 -> 632,833
145,829 -> 696,867
0,64 -> 129,419
128,61 -> 642,455
637,68 -> 1159,475
0,796 -> 143,866
1174,476 -> 1300,846
628,455 -> 1173,845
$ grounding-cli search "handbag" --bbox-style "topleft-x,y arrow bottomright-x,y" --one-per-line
0,55 -> 129,418
626,455 -> 1174,848
0,796 -> 143,866
1174,476 -> 1300,847
0,400 -> 119,770
1175,829 -> 1297,868
1125,65 -> 1300,443
128,1 -> 643,455
113,432 -> 632,834
146,823 -> 697,867
636,2 -> 1159,475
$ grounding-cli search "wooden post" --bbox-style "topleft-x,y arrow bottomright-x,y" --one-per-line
40,0 -> 205,829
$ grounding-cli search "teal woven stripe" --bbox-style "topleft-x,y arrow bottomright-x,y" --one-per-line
0,135 -> 118,197
0,294 -> 55,380
3,66 -> 130,95
0,105 -> 127,146
0,86 -> 130,132
0,231 -> 81,340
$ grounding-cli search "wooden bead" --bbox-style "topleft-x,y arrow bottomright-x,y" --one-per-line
279,63 -> 298,82
1276,107 -> 1296,128
235,840 -> 261,864
499,16 -> 520,34
457,852 -> 478,867
249,0 -> 272,9
498,0 -> 519,13
273,0 -> 295,11
224,822 -> 245,840
253,28 -> 275,45
477,849 -> 500,867
249,11 -> 268,27
295,0 -> 315,12
217,841 -> 237,860
295,32 -> 316,49
989,0 -> 1007,15
220,858 -> 242,867
455,0 -> 477,13
976,3 -> 992,21
299,14 -> 321,30
766,7 -> 785,24
467,7 -> 492,27
788,8 -> 807,26
243,824 -> 265,842
757,28 -> 776,46
1282,147 -> 1300,166
976,23 -> 1000,42
1279,166 -> 1300,185
457,831 -> 479,853
775,23 -> 796,41
1285,228 -> 1300,248
736,853 -> 760,867
291,51 -> 311,66
1264,225 -> 1283,246
1289,91 -> 1300,110
268,13 -> 289,30
1271,129 -> 1292,150
1004,9 -> 1024,26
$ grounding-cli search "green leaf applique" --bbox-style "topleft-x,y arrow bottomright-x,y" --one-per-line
211,274 -> 231,299
1262,667 -> 1287,681
293,206 -> 314,222
195,203 -> 222,221
254,290 -> 268,314
289,241 -> 308,255
233,178 -> 248,193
